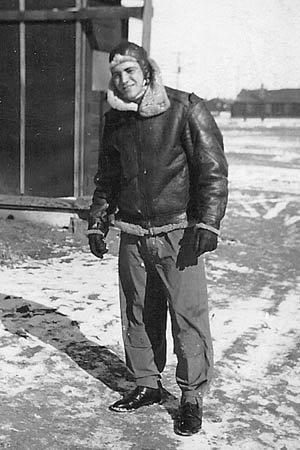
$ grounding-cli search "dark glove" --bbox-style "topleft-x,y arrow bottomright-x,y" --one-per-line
88,233 -> 108,259
87,200 -> 109,259
195,228 -> 218,257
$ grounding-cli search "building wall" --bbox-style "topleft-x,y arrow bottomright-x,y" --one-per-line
24,19 -> 76,197
0,0 -> 127,199
0,1 -> 20,195
231,102 -> 300,118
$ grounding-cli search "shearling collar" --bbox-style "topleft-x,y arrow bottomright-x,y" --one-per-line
107,58 -> 170,118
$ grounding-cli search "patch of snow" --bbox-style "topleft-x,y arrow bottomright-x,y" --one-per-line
229,164 -> 300,194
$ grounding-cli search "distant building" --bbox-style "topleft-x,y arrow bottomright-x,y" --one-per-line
205,97 -> 232,115
231,88 -> 300,119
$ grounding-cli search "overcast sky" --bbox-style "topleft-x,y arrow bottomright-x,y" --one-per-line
126,0 -> 300,99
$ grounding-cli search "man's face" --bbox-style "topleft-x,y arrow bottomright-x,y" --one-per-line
111,61 -> 145,102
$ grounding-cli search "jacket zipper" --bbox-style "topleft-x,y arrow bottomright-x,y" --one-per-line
135,117 -> 150,219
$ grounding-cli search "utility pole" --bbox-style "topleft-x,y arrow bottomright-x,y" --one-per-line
260,83 -> 265,122
176,51 -> 181,89
142,0 -> 153,54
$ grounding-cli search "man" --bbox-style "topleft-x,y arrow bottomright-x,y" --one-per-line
87,41 -> 228,436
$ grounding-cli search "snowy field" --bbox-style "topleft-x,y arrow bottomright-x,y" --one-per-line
219,113 -> 300,195
0,114 -> 299,450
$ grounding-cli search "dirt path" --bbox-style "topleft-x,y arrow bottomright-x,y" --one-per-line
0,118 -> 299,449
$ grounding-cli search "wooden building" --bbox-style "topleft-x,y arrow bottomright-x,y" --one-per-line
231,88 -> 300,119
0,0 -> 152,214
205,97 -> 232,115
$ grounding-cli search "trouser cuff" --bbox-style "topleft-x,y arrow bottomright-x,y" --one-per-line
181,391 -> 203,404
136,376 -> 160,389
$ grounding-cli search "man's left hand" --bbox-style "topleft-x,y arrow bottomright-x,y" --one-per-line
195,228 -> 218,257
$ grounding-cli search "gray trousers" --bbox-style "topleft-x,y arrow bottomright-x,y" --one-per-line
118,227 -> 213,400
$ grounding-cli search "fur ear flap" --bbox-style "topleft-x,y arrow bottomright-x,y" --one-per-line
138,59 -> 170,117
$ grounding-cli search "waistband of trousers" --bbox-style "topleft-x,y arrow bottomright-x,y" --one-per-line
110,213 -> 220,237
113,212 -> 188,236
113,220 -> 189,236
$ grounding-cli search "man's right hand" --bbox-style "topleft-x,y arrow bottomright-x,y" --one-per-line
87,200 -> 109,258
88,233 -> 108,259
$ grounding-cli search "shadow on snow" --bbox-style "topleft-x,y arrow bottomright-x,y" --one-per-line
0,293 -> 178,421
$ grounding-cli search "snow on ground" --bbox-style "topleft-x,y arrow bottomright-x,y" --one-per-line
0,115 -> 300,449
217,112 -> 300,130
0,252 -> 123,349
229,164 -> 299,194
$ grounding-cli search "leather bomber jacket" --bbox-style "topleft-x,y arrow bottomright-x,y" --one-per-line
92,86 -> 228,230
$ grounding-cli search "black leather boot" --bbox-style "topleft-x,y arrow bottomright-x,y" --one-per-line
109,386 -> 163,412
175,400 -> 203,436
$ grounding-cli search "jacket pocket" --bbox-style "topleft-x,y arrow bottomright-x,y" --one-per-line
119,146 -> 139,181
